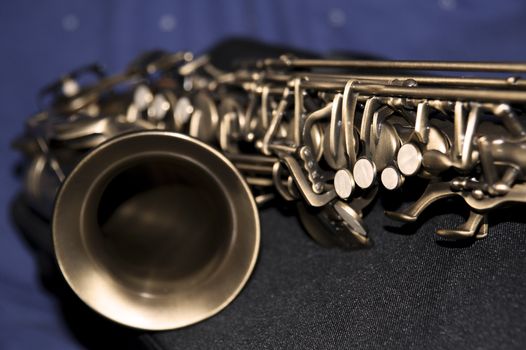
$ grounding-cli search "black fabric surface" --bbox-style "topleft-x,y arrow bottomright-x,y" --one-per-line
140,196 -> 526,349
12,192 -> 526,349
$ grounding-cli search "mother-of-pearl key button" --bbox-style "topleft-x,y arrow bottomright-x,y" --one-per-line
334,169 -> 355,199
353,158 -> 376,189
381,166 -> 404,190
397,143 -> 422,176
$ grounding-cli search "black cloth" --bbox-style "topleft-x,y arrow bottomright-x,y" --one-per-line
140,198 -> 526,349
12,193 -> 526,349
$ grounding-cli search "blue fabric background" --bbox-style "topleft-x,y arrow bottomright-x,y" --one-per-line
0,1 -> 525,348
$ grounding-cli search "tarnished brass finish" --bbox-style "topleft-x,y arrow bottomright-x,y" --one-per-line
54,131 -> 259,330
53,131 -> 259,330
13,49 -> 526,330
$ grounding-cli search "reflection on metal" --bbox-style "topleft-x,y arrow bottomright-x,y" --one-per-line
13,50 -> 526,330
54,132 -> 259,330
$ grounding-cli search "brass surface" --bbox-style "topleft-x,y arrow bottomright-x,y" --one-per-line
53,131 -> 259,330
14,50 -> 526,330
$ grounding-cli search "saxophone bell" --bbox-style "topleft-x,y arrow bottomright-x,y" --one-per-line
53,131 -> 259,330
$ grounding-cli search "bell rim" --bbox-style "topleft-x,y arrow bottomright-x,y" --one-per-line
52,130 -> 260,330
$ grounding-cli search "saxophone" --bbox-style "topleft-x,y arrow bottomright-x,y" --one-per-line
14,49 -> 526,330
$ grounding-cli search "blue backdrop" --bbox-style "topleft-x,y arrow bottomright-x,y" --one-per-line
1,1 -> 525,348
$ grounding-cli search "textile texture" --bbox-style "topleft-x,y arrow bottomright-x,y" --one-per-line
13,193 -> 526,349
141,197 -> 526,349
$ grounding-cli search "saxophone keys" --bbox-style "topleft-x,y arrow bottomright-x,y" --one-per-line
188,92 -> 219,143
147,93 -> 170,121
333,201 -> 369,239
353,158 -> 376,189
397,142 -> 422,176
133,84 -> 154,111
173,96 -> 193,130
380,166 -> 404,190
334,168 -> 355,199
436,211 -> 488,240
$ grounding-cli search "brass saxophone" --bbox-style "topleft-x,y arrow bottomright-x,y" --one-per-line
14,50 -> 526,330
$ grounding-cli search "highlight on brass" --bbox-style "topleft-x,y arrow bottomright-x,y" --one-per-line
13,50 -> 526,329
53,131 -> 259,330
